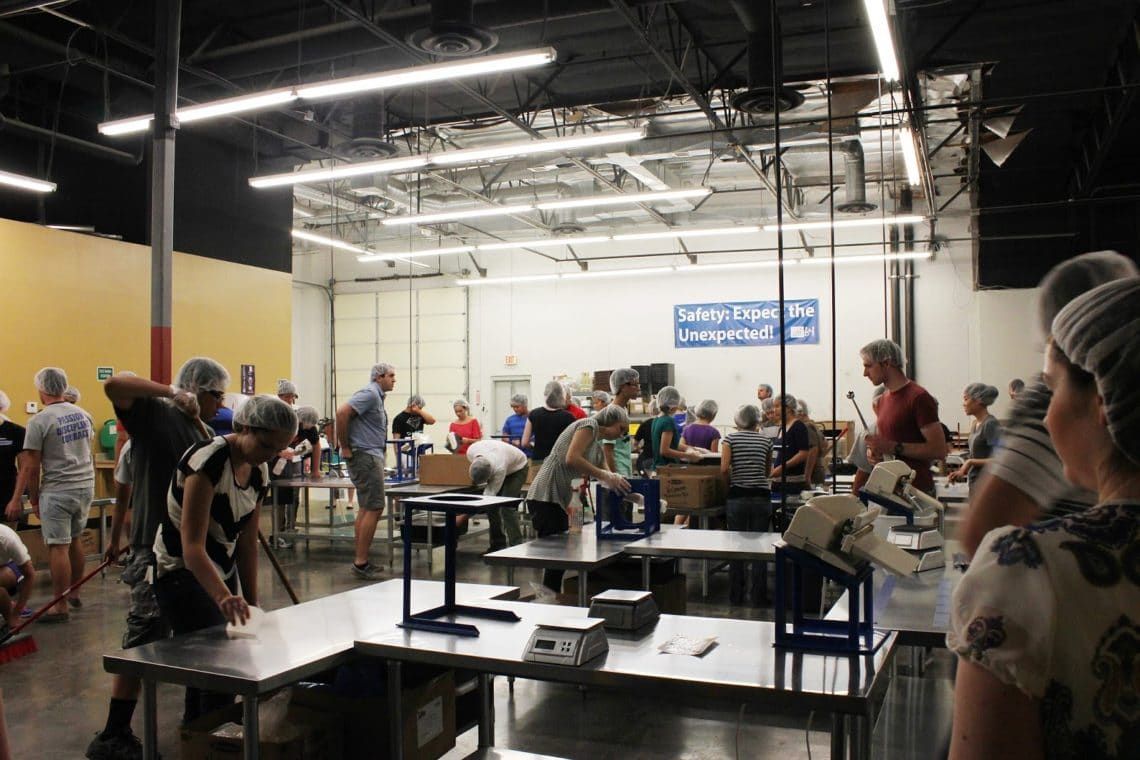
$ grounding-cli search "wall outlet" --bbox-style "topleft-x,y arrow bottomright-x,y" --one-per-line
25,401 -> 38,414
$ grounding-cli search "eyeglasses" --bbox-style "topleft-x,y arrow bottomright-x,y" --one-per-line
205,390 -> 225,401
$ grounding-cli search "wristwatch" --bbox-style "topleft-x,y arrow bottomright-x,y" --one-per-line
893,441 -> 905,458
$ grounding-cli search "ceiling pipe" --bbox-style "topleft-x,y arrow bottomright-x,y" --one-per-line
0,114 -> 140,165
728,0 -> 803,114
0,0 -> 71,18
836,142 -> 876,213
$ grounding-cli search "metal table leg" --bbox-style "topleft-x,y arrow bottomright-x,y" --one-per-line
642,556 -> 651,590
506,567 -> 515,586
142,679 -> 157,760
388,661 -> 404,760
578,571 -> 588,607
243,695 -> 260,760
477,673 -> 495,748
830,714 -> 847,760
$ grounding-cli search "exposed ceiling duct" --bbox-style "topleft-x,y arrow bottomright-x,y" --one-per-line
407,0 -> 498,57
341,97 -> 400,161
728,0 -> 805,115
836,142 -> 877,214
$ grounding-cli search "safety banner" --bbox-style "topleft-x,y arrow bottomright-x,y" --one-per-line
673,299 -> 819,348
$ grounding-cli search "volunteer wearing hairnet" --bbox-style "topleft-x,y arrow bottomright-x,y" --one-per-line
720,405 -> 774,605
448,398 -> 481,455
590,390 -> 611,412
681,399 -> 721,452
960,251 -> 1138,557
602,368 -> 640,477
466,440 -> 526,552
948,276 -> 1140,759
521,381 -> 575,469
392,394 -> 436,440
153,395 -> 296,725
276,379 -> 298,405
501,394 -> 530,454
650,386 -> 701,468
527,405 -> 632,591
0,391 -> 26,526
268,405 -> 324,548
948,383 -> 1001,493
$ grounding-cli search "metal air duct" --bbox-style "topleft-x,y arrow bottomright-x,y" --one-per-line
407,0 -> 498,56
836,142 -> 877,214
729,0 -> 804,115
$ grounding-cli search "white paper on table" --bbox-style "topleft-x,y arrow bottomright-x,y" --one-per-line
658,634 -> 717,656
225,605 -> 265,640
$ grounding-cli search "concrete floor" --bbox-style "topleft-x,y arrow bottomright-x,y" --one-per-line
2,509 -> 951,759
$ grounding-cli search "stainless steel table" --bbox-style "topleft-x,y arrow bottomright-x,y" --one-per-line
664,503 -> 724,529
356,600 -> 898,760
102,579 -> 518,760
622,529 -> 782,598
482,530 -> 630,607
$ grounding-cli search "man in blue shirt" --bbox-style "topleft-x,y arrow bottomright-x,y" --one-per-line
335,363 -> 396,580
501,394 -> 530,456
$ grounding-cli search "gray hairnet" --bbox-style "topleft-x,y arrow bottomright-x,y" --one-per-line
592,390 -> 612,405
757,383 -> 773,396
775,393 -> 797,410
370,362 -> 394,381
795,400 -> 810,417
694,399 -> 718,421
1037,251 -> 1138,337
510,393 -> 528,406
593,404 -> 629,428
0,390 -> 10,413
1052,277 -> 1140,465
175,357 -> 229,394
469,457 -> 494,485
34,367 -> 68,397
761,397 -> 775,412
295,405 -> 321,428
277,379 -> 297,396
964,383 -> 1000,407
734,404 -> 762,429
63,386 -> 81,403
655,386 -> 682,412
1009,378 -> 1025,393
609,367 -> 640,394
234,395 -> 298,434
543,380 -> 566,408
453,397 -> 470,410
860,339 -> 905,368
407,394 -> 426,408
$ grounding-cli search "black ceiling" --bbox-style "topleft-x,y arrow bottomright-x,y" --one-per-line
1,0 -> 1138,283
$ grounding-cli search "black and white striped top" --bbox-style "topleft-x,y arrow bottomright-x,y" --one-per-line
154,437 -> 269,580
722,430 -> 773,492
985,377 -> 1096,517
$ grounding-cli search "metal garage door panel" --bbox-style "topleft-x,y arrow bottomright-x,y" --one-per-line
417,288 -> 465,313
376,316 -> 412,339
419,368 -> 466,390
336,293 -> 377,318
336,344 -> 377,368
377,292 -> 412,317
418,341 -> 466,366
336,318 -> 378,344
418,313 -> 466,335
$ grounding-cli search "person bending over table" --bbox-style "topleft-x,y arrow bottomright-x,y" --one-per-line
467,440 -> 527,552
948,276 -> 1140,759
526,406 -> 632,591
152,396 -> 296,725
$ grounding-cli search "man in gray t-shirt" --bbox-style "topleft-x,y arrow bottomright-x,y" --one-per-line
4,367 -> 93,621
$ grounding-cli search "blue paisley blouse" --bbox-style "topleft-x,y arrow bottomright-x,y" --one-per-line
947,502 -> 1140,759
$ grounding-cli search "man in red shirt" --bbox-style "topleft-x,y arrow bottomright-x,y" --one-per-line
860,339 -> 947,494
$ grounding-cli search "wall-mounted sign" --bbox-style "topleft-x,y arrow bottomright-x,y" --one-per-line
674,299 -> 819,348
240,364 -> 256,395
96,366 -> 114,381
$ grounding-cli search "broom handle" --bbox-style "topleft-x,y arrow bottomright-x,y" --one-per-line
12,548 -> 125,634
258,531 -> 301,605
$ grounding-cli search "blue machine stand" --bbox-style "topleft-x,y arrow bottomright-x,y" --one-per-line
595,478 -> 661,540
773,544 -> 886,655
385,440 -> 434,484
398,493 -> 522,636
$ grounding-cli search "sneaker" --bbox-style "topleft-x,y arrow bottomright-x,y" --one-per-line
274,536 -> 292,550
86,728 -> 146,760
351,562 -> 382,580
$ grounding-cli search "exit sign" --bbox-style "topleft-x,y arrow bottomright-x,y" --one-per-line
504,354 -> 518,366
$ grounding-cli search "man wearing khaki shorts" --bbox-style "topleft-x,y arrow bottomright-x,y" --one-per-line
336,363 -> 396,580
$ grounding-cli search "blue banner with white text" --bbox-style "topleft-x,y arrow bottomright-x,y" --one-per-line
674,300 -> 819,348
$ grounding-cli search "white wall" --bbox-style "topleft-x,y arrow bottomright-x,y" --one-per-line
291,282 -> 333,418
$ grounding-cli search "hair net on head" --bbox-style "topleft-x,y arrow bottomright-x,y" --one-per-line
510,393 -> 528,406
0,390 -> 9,414
234,395 -> 298,434
295,405 -> 321,428
370,362 -> 394,381
277,379 -> 297,396
452,397 -> 470,410
796,400 -> 811,417
1037,251 -> 1138,337
761,397 -> 774,412
407,394 -> 426,408
543,380 -> 566,408
964,383 -> 1000,407
860,339 -> 905,368
757,383 -> 773,395
1052,277 -> 1140,465
655,386 -> 682,412
469,458 -> 494,485
34,367 -> 68,397
609,367 -> 639,395
63,386 -> 81,403
592,390 -> 612,405
734,404 -> 762,429
775,393 -> 797,410
694,399 -> 718,421
1009,378 -> 1025,393
594,404 -> 629,428
175,357 -> 229,394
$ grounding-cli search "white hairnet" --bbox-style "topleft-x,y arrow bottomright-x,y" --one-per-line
370,362 -> 395,381
734,404 -> 762,429
757,383 -> 773,396
694,399 -> 718,421
594,404 -> 629,428
510,393 -> 528,406
453,397 -> 470,410
592,390 -> 612,405
34,367 -> 68,397
63,386 -> 81,403
963,383 -> 999,406
860,339 -> 905,368
543,381 -> 566,408
655,386 -> 682,412
175,357 -> 229,394
295,405 -> 321,428
234,395 -> 298,434
1037,251 -> 1138,337
407,394 -> 426,408
469,457 -> 494,485
277,379 -> 298,396
609,368 -> 640,395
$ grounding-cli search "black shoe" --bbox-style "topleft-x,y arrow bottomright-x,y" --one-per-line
86,729 -> 149,760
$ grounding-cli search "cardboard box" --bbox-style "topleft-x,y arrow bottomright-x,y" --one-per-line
19,527 -> 98,568
417,454 -> 473,486
181,703 -> 342,760
657,465 -> 725,508
292,669 -> 456,760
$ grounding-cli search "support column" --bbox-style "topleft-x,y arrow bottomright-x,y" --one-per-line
150,0 -> 181,384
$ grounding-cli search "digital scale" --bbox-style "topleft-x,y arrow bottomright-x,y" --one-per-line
888,524 -> 945,572
523,618 -> 609,666
588,589 -> 660,631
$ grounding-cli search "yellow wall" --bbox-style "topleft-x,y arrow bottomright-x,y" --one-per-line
0,217 -> 291,432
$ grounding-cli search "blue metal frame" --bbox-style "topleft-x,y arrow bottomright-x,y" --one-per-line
595,478 -> 661,540
773,544 -> 883,654
385,440 -> 434,484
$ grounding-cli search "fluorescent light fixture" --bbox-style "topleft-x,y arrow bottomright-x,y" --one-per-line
456,273 -> 561,286
477,236 -> 611,251
863,0 -> 900,81
797,251 -> 932,266
612,225 -> 761,242
687,260 -> 781,272
291,228 -> 430,268
384,205 -> 535,227
561,266 -> 675,280
357,245 -> 474,263
900,127 -> 921,186
536,187 -> 708,210
764,214 -> 924,232
0,169 -> 56,193
101,47 -> 557,136
253,129 -> 644,190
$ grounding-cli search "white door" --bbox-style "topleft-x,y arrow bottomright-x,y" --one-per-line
490,376 -> 531,440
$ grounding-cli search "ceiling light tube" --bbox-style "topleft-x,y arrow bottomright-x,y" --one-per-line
612,225 -> 760,242
536,187 -> 709,210
477,235 -> 612,251
457,273 -> 561,286
797,251 -> 932,266
688,260 -> 782,272
431,128 -> 645,166
101,47 -> 557,136
0,169 -> 56,193
900,127 -> 921,186
357,245 -> 474,263
251,157 -> 430,189
382,205 -> 535,227
863,0 -> 900,81
764,214 -> 924,232
560,266 -> 676,280
291,229 -> 366,253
